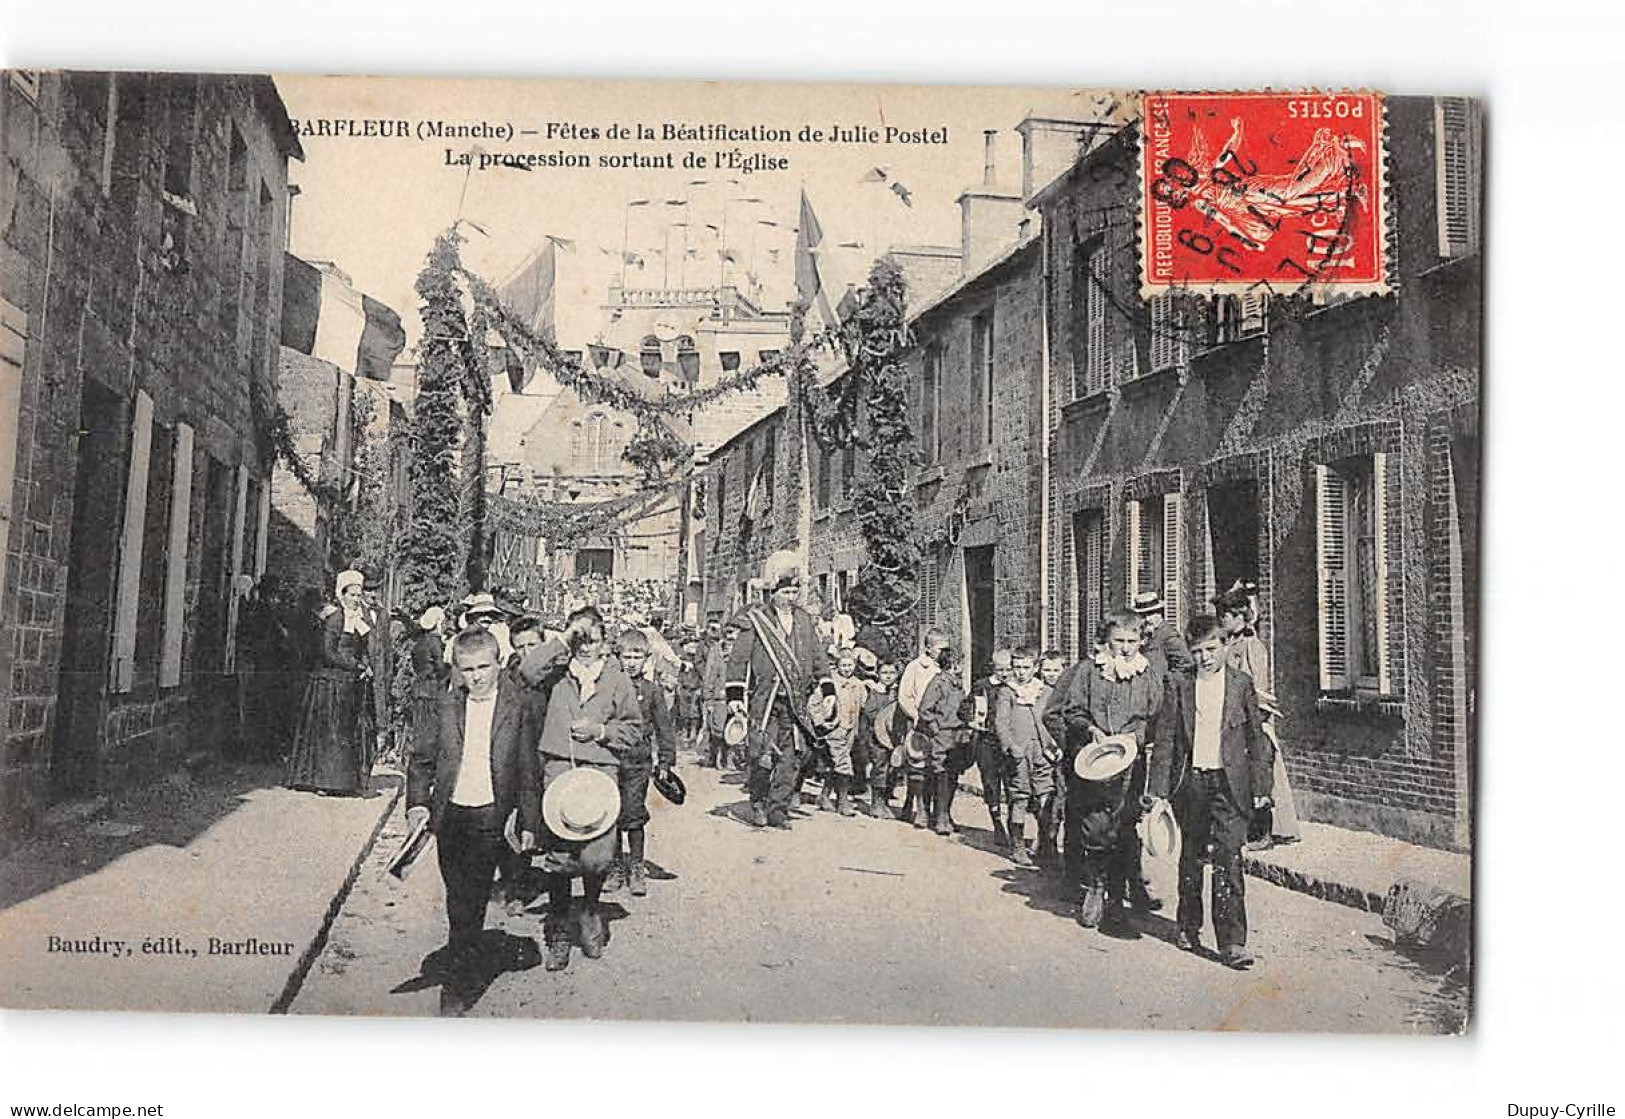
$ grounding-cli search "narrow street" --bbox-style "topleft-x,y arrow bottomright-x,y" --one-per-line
294,751 -> 1466,1032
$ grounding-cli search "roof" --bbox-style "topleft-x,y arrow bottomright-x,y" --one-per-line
907,231 -> 1040,323
256,77 -> 305,162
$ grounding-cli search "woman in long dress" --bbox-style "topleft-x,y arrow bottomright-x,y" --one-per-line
1214,583 -> 1302,847
286,570 -> 375,795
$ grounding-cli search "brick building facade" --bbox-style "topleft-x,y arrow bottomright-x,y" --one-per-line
1035,96 -> 1480,849
0,70 -> 301,846
697,98 -> 1479,852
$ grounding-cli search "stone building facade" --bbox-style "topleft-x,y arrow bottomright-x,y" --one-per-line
0,70 -> 301,845
1035,95 -> 1480,849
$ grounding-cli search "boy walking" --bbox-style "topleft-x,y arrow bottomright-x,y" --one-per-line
1043,612 -> 1163,933
1147,614 -> 1274,969
994,648 -> 1058,869
605,628 -> 677,897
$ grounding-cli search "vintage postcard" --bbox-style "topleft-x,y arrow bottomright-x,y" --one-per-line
0,72 -> 1479,1031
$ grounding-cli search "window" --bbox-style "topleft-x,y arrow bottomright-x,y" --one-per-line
135,421 -> 174,678
1072,509 -> 1105,660
759,429 -> 775,515
1435,97 -> 1483,259
719,350 -> 741,373
157,75 -> 198,273
920,344 -> 943,466
1211,294 -> 1267,345
221,126 -> 249,335
713,469 -> 727,539
1315,455 -> 1395,694
569,419 -> 584,467
640,334 -> 662,377
841,442 -> 856,492
758,349 -> 780,365
1145,294 -> 1190,374
1125,490 -> 1183,630
1073,237 -> 1108,397
971,309 -> 995,448
1204,477 -> 1260,607
836,570 -> 850,612
676,335 -> 700,383
815,446 -> 832,509
574,547 -> 614,577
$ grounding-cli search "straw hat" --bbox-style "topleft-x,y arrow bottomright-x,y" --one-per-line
1140,797 -> 1180,858
723,711 -> 749,748
1073,733 -> 1139,782
541,768 -> 621,842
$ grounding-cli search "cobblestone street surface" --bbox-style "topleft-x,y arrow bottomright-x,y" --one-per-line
294,753 -> 1467,1032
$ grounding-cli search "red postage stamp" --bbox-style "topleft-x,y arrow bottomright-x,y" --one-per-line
1139,91 -> 1388,296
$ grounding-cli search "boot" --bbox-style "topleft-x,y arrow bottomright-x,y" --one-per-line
907,776 -> 928,828
988,801 -> 1009,848
627,829 -> 648,897
1078,884 -> 1106,929
933,774 -> 956,836
1121,834 -> 1162,912
816,777 -> 834,812
543,914 -> 572,972
870,780 -> 893,819
835,774 -> 855,817
1008,804 -> 1036,868
578,901 -> 607,959
601,855 -> 627,895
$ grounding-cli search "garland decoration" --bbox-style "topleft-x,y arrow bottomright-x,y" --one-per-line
793,258 -> 920,661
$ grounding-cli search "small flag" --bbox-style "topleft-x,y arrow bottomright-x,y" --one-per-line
685,247 -> 701,259
622,251 -> 644,266
686,178 -> 709,186
837,240 -> 865,249
704,223 -> 721,233
758,219 -> 779,228
545,234 -> 576,253
860,166 -> 891,183
664,198 -> 688,206
627,198 -> 652,207
890,181 -> 914,207
719,248 -> 739,263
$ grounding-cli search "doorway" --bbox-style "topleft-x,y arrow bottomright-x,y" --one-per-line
963,545 -> 995,683
52,381 -> 127,797
1205,477 -> 1261,599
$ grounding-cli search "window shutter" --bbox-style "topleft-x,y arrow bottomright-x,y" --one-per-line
1372,452 -> 1394,694
1435,97 -> 1480,258
112,389 -> 154,693
224,463 -> 249,674
0,301 -> 25,618
1162,491 -> 1184,630
160,423 -> 194,688
1315,464 -> 1351,691
1240,293 -> 1267,335
920,546 -> 940,633
1082,514 -> 1104,656
1125,499 -> 1142,600
253,478 -> 270,577
1149,296 -> 1175,372
1086,246 -> 1107,393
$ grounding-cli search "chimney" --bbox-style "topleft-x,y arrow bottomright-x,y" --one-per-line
1016,116 -> 1106,202
957,129 -> 1026,275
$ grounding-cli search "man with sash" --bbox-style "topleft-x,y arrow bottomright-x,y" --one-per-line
725,551 -> 837,830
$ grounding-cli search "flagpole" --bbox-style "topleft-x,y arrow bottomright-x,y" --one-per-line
620,201 -> 631,288
719,195 -> 729,289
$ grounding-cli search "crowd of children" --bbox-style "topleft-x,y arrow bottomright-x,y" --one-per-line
408,572 -> 1293,998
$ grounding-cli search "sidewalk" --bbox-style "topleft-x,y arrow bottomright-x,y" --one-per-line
954,773 -> 1470,916
0,759 -> 400,1014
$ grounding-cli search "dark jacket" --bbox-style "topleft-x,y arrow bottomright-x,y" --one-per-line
1146,621 -> 1194,679
1147,668 -> 1274,815
630,674 -> 678,769
1041,657 -> 1163,767
406,676 -> 542,835
410,629 -> 448,698
311,609 -> 370,682
518,639 -> 643,769
724,604 -> 832,734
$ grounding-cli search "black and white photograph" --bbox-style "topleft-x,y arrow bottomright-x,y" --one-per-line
0,71 -> 1483,1035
